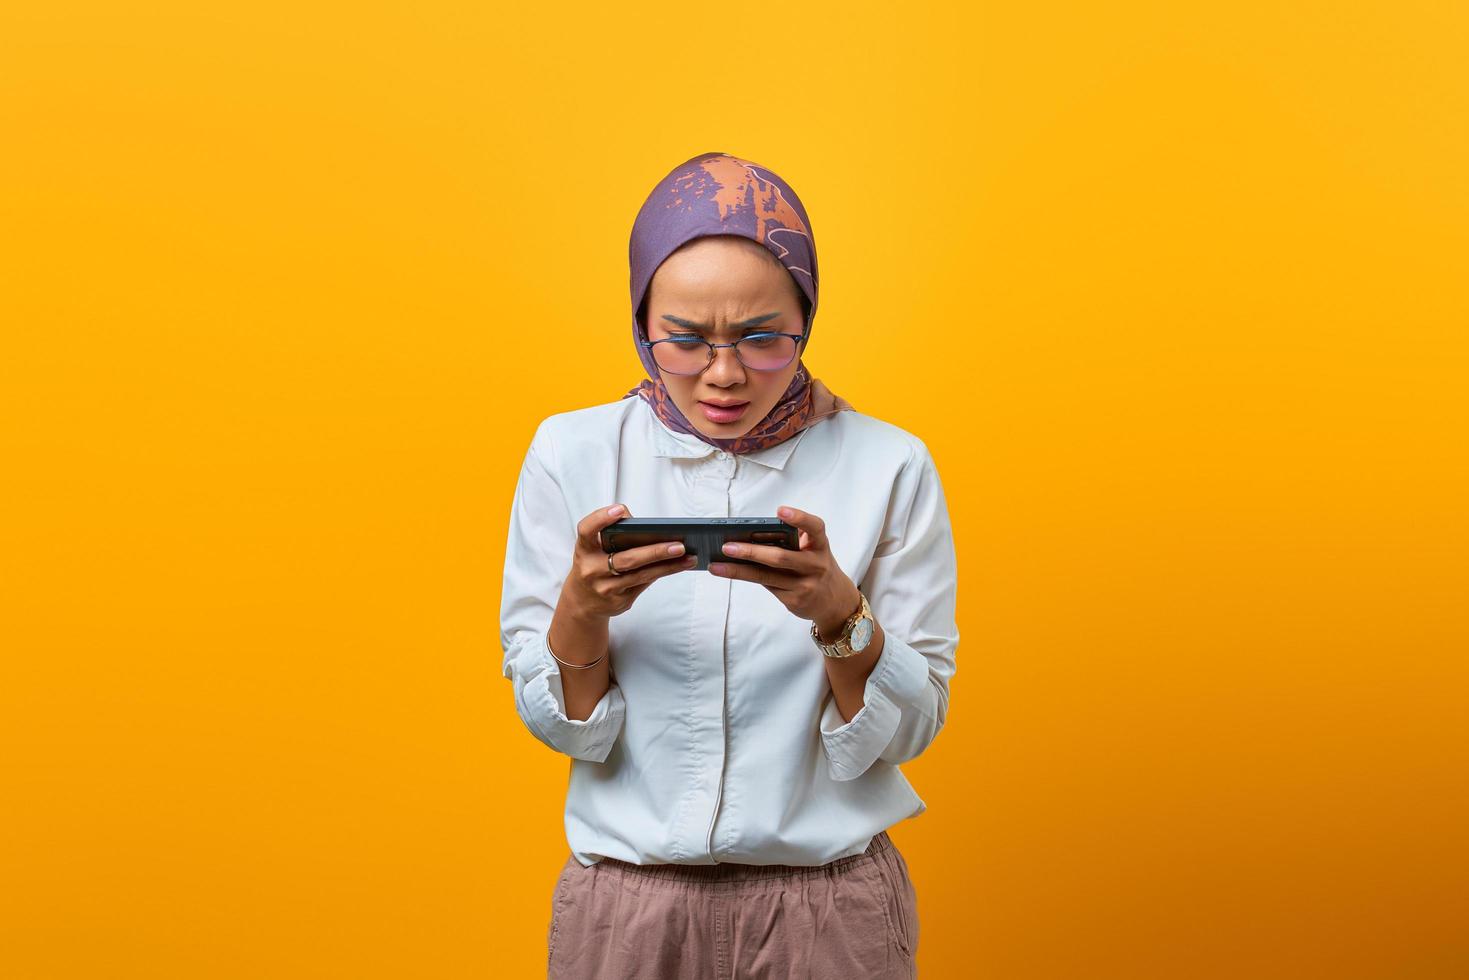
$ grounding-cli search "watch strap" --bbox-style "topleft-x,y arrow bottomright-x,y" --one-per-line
811,591 -> 871,658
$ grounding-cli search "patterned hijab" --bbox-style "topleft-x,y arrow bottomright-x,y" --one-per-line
624,152 -> 853,454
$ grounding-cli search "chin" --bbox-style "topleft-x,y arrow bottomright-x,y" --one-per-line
694,418 -> 757,438
699,424 -> 754,439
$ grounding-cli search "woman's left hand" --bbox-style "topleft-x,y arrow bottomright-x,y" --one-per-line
709,505 -> 862,638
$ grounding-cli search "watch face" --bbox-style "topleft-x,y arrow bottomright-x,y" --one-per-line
851,617 -> 874,651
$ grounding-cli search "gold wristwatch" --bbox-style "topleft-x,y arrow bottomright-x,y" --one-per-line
810,590 -> 875,659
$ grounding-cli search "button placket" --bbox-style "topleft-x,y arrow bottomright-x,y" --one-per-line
701,448 -> 735,859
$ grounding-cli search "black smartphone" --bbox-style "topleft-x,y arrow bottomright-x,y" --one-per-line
600,517 -> 800,571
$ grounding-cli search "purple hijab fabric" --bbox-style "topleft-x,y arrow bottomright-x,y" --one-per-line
623,152 -> 852,454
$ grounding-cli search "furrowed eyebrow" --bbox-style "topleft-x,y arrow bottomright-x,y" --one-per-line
660,313 -> 782,332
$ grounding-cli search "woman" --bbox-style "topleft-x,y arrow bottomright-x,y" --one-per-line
500,152 -> 959,979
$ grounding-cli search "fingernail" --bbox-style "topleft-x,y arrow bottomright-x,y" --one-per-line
667,543 -> 684,555
778,507 -> 793,518
721,543 -> 743,556
709,563 -> 727,574
683,555 -> 697,565
607,505 -> 625,516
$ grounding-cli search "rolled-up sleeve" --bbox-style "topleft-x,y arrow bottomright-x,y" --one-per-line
819,441 -> 959,781
500,425 -> 625,763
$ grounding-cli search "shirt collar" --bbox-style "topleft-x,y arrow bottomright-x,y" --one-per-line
647,406 -> 812,470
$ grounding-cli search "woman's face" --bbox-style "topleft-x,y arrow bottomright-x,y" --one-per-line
643,235 -> 806,440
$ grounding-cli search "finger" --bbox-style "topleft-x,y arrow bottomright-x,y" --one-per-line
718,539 -> 806,570
616,553 -> 698,590
708,559 -> 799,591
580,503 -> 631,553
608,539 -> 690,574
620,581 -> 654,602
777,506 -> 828,551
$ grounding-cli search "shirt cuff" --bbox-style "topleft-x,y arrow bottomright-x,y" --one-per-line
520,634 -> 625,763
818,631 -> 932,781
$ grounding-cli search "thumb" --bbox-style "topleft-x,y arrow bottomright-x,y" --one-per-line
584,503 -> 632,553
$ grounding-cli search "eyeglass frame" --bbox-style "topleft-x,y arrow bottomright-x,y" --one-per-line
639,329 -> 809,375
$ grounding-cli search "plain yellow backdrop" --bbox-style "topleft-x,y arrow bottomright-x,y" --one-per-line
2,1 -> 1466,977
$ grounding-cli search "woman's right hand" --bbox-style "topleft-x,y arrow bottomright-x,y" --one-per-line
562,504 -> 698,619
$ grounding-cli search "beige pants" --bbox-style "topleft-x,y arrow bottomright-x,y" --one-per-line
546,830 -> 919,979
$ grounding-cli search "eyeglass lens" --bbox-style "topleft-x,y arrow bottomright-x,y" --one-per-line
650,335 -> 798,375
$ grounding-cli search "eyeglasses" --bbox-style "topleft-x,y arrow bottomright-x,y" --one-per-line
640,331 -> 806,376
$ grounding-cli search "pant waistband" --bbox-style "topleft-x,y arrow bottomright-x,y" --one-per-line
592,830 -> 893,883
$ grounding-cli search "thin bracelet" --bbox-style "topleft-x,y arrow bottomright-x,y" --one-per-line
548,636 -> 606,670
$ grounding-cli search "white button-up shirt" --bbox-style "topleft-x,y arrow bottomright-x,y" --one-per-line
499,395 -> 959,867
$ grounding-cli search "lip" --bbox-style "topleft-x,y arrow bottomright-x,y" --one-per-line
699,399 -> 750,423
700,400 -> 750,408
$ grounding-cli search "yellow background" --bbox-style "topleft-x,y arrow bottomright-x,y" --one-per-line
2,1 -> 1465,977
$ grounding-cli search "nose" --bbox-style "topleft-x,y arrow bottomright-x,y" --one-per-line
703,343 -> 747,385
